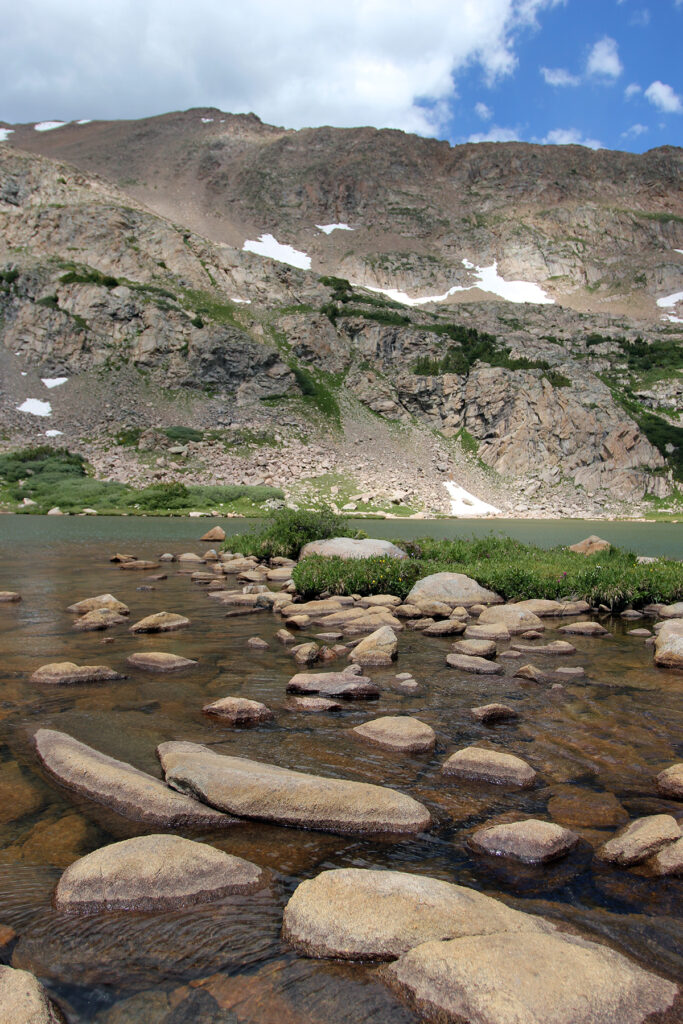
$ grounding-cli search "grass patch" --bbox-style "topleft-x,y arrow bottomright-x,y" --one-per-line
164,426 -> 204,443
288,361 -> 341,422
293,555 -> 422,600
60,268 -> 119,288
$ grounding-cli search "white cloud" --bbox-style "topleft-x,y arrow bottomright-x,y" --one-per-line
586,36 -> 623,79
540,66 -> 580,86
644,80 -> 683,113
542,128 -> 602,149
468,126 -> 520,142
625,83 -> 642,99
475,101 -> 493,120
621,123 -> 648,138
0,0 -> 560,137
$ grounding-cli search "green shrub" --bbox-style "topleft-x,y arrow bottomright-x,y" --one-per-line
230,504 -> 353,559
60,268 -> 119,288
413,324 -> 551,376
164,426 -> 204,443
114,427 -> 142,447
293,554 -> 422,600
288,362 -> 340,421
543,370 -> 572,388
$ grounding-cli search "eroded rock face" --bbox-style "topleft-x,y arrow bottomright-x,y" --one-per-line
299,538 -> 407,560
384,931 -> 680,1024
442,747 -> 536,788
469,819 -> 579,864
281,868 -> 554,961
158,741 -> 431,835
597,815 -> 681,866
351,717 -> 436,753
53,834 -> 263,912
34,729 -> 232,828
30,662 -> 124,685
0,965 -> 64,1024
407,573 -> 501,608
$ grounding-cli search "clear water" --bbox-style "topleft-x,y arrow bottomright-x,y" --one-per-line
0,518 -> 681,1022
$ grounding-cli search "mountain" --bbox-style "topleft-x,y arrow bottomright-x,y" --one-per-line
0,110 -> 681,517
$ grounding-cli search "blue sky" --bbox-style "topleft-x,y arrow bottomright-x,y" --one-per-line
0,0 -> 681,153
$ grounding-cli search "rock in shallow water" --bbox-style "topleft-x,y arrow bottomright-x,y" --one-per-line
477,605 -> 545,635
286,669 -> 379,698
597,814 -> 681,866
202,696 -> 274,726
445,653 -> 504,675
470,703 -> 519,724
281,868 -> 554,961
0,965 -> 64,1023
34,729 -> 232,829
348,625 -> 398,666
407,572 -> 501,608
351,716 -> 436,753
469,818 -> 579,864
442,747 -> 536,788
129,612 -> 190,633
67,594 -> 129,616
157,741 -> 430,835
127,652 -> 197,672
53,834 -> 263,912
30,662 -> 125,685
73,609 -> 128,632
656,762 -> 683,799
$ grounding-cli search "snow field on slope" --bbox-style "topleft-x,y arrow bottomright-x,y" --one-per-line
242,234 -> 311,270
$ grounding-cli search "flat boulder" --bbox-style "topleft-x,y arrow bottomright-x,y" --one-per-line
0,965 -> 64,1023
478,605 -> 544,635
127,652 -> 197,672
348,626 -> 398,666
202,696 -> 274,725
282,868 -> 553,961
446,652 -> 503,675
287,668 -> 379,698
352,717 -> 435,753
288,696 -> 342,712
558,621 -> 609,637
443,747 -> 536,788
513,598 -> 591,617
469,818 -> 579,864
299,537 -> 407,560
511,639 -> 576,655
569,534 -> 611,555
53,834 -> 263,912
407,573 -> 501,609
30,662 -> 124,685
422,619 -> 466,637
119,559 -> 159,570
67,594 -> 129,616
73,609 -> 128,632
453,638 -> 496,658
597,814 -> 681,866
654,620 -> 683,669
266,566 -> 293,582
359,595 -> 402,608
470,703 -> 518,724
158,741 -> 430,835
464,622 -> 510,642
34,729 -> 231,828
384,930 -> 679,1024
656,762 -> 683,799
129,611 -> 190,633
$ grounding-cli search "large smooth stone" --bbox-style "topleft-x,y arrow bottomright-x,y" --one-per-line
453,639 -> 496,658
129,612 -> 190,633
200,526 -> 226,542
281,868 -> 554,961
352,717 -> 435,753
202,696 -> 274,725
464,622 -> 511,641
443,747 -> 536,788
67,594 -> 129,616
659,602 -> 683,619
53,834 -> 263,912
446,653 -> 503,675
597,815 -> 681,866
513,599 -> 591,617
127,652 -> 197,672
286,669 -> 379,698
511,639 -> 576,655
654,620 -> 683,669
656,762 -> 683,799
73,609 -> 127,632
348,626 -> 398,666
469,819 -> 579,864
478,605 -> 544,635
569,534 -> 611,555
314,607 -> 402,634
384,931 -> 679,1024
558,621 -> 609,636
0,965 -> 63,1023
0,591 -> 21,603
30,662 -> 124,685
470,703 -> 519,724
158,741 -> 431,835
407,573 -> 501,608
34,729 -> 231,828
422,620 -> 466,637
299,537 -> 407,560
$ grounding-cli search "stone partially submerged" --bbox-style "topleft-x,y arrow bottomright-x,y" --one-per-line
30,662 -> 125,685
443,747 -> 536,788
407,573 -> 502,609
281,868 -> 554,961
478,605 -> 544,635
202,696 -> 274,726
0,965 -> 64,1024
656,762 -> 683,799
348,626 -> 398,666
34,729 -> 232,828
53,834 -> 263,912
129,611 -> 190,633
351,717 -> 436,753
596,815 -> 681,866
286,668 -> 379,698
469,819 -> 579,864
446,652 -> 504,675
158,741 -> 431,835
127,652 -> 197,672
67,594 -> 129,616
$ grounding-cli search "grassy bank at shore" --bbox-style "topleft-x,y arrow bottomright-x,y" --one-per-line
230,509 -> 683,610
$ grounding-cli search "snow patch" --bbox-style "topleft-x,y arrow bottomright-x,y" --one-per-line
76,119 -> 91,125
231,296 -> 251,304
662,314 -> 683,324
675,249 -> 683,255
34,121 -> 66,132
242,234 -> 311,270
45,429 -> 63,437
201,117 -> 214,123
657,291 -> 683,309
17,398 -> 51,417
41,377 -> 68,389
0,128 -> 14,142
20,372 -> 26,376
444,481 -> 502,517
317,223 -> 353,234
362,259 -> 553,307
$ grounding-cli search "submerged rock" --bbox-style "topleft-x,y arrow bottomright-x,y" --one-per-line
442,747 -> 536,788
352,717 -> 436,753
129,611 -> 190,633
158,741 -> 431,835
547,786 -> 628,828
202,696 -> 274,726
34,729 -> 232,828
469,818 -> 579,864
282,868 -> 553,961
127,652 -> 197,672
558,621 -> 609,637
0,965 -> 64,1023
53,834 -> 263,912
597,814 -> 681,866
30,662 -> 124,685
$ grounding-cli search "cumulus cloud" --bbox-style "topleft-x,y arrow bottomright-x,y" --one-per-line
625,83 -> 642,99
468,126 -> 520,143
542,128 -> 602,149
0,0 -> 560,136
475,101 -> 493,120
644,80 -> 683,113
586,36 -> 623,79
621,123 -> 648,138
540,66 -> 580,86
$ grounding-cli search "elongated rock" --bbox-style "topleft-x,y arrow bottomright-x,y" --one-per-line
34,729 -> 232,828
453,639 -> 496,658
281,868 -> 554,961
559,621 -> 609,636
469,819 -> 579,864
67,594 -> 129,616
511,640 -> 576,655
299,538 -> 407,560
446,653 -> 503,675
0,591 -> 21,603
127,652 -> 197,672
119,560 -> 159,570
384,931 -> 679,1024
30,662 -> 124,685
158,741 -> 431,835
287,669 -> 379,698
53,834 -> 263,912
443,747 -> 536,788
129,611 -> 190,633
352,717 -> 436,753
0,965 -> 64,1023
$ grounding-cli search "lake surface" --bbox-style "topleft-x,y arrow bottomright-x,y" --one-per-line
0,519 -> 681,1022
